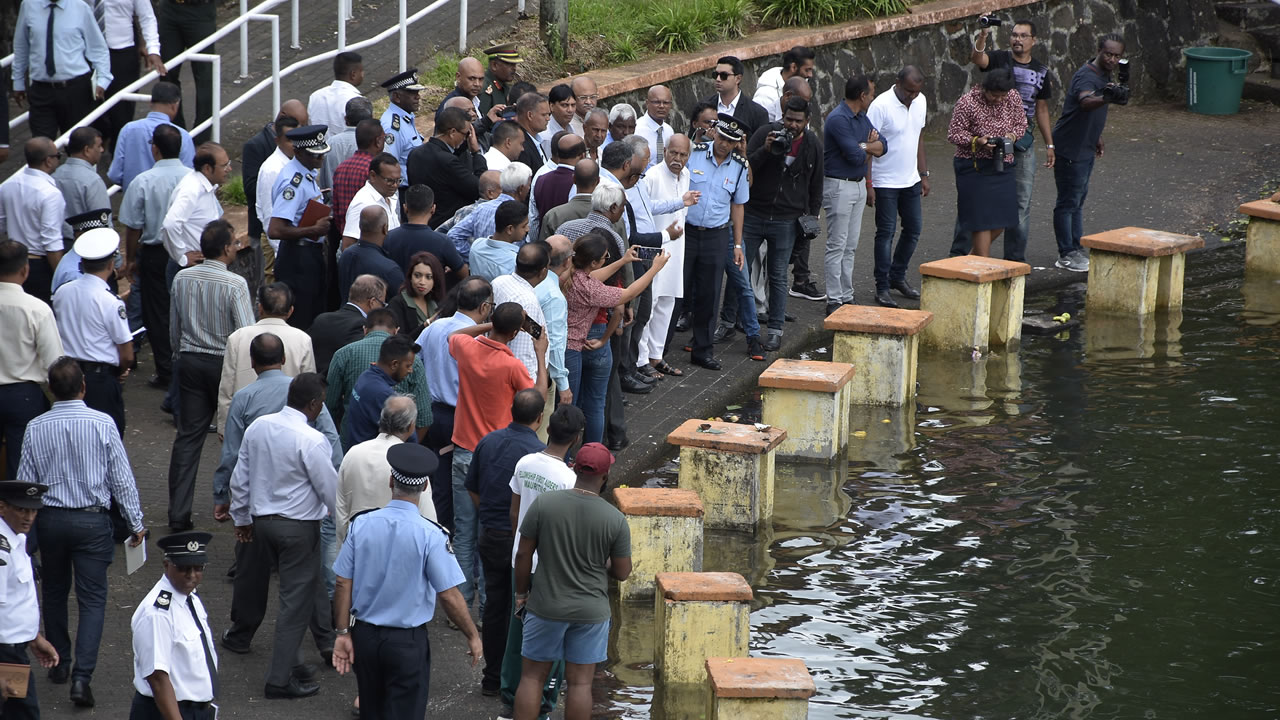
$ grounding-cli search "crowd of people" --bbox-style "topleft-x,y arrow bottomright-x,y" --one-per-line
0,8 -> 1134,719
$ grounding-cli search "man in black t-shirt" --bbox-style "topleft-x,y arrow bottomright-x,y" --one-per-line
952,18 -> 1055,262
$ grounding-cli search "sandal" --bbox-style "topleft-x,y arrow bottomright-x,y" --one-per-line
653,360 -> 684,377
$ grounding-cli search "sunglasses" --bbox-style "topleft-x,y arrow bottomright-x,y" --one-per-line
711,71 -> 735,80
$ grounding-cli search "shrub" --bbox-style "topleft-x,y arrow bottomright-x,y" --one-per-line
708,0 -> 757,38
643,2 -> 713,53
219,175 -> 247,206
758,0 -> 842,26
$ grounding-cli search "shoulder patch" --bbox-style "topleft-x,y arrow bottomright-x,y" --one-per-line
118,304 -> 127,320
0,535 -> 10,552
731,151 -> 748,165
485,85 -> 494,96
391,114 -> 401,131
290,172 -> 303,187
282,188 -> 296,201
384,134 -> 395,146
154,590 -> 172,610
692,141 -> 709,151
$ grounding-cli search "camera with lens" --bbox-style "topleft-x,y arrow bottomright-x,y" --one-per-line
768,128 -> 795,154
978,14 -> 1002,27
987,136 -> 1010,173
1102,58 -> 1132,105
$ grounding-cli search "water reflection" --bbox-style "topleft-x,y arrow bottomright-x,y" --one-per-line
1084,309 -> 1184,366
1241,273 -> 1280,326
848,404 -> 917,473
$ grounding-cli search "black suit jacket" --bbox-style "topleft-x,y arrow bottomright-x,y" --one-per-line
309,303 -> 367,376
407,137 -> 487,229
704,92 -> 769,139
516,129 -> 546,172
241,124 -> 276,238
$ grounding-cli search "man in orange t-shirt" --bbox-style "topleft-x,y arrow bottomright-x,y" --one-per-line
447,301 -> 548,610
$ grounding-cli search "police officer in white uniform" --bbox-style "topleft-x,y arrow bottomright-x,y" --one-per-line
51,227 -> 135,435
267,125 -> 332,331
379,71 -> 425,195
129,531 -> 218,720
0,481 -> 60,720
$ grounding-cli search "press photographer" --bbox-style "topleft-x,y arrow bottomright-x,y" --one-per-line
947,68 -> 1027,257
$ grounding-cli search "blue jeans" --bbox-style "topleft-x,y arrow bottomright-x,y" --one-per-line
566,323 -> 612,444
741,214 -> 796,332
949,143 -> 1035,261
717,241 -> 760,337
872,182 -> 923,291
451,447 -> 486,610
1053,155 -> 1095,257
36,508 -> 114,682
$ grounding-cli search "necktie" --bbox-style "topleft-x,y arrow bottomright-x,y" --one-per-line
93,0 -> 106,33
45,1 -> 58,78
186,595 -> 219,698
655,126 -> 665,166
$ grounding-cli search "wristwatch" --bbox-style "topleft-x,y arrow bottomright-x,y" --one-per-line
859,142 -> 868,151
920,171 -> 931,178
335,627 -> 350,636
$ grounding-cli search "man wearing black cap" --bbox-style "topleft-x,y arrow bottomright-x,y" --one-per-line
332,443 -> 481,718
268,125 -> 333,331
129,531 -> 218,720
478,43 -> 524,120
379,71 -> 426,193
51,209 -> 115,295
0,481 -> 60,720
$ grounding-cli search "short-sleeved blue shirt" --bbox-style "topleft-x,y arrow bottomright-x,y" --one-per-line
684,142 -> 749,228
1053,62 -> 1111,163
380,106 -> 422,187
270,157 -> 324,234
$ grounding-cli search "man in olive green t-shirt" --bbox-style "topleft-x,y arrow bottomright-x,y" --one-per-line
512,442 -> 630,720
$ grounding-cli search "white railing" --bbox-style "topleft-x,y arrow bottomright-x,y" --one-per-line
4,0 -> 473,194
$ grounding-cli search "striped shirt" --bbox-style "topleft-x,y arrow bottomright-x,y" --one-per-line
17,400 -> 144,532
324,330 -> 432,433
170,259 -> 255,356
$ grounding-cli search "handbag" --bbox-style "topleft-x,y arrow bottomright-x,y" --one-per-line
797,214 -> 820,240
1013,126 -> 1034,153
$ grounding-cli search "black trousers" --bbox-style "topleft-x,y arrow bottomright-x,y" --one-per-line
0,382 -> 49,480
79,362 -> 125,435
425,402 -> 456,531
352,622 -> 431,720
129,692 -> 215,720
790,232 -> 813,285
140,244 -> 174,380
0,642 -> 38,720
477,527 -> 514,690
94,47 -> 142,148
604,332 -> 626,445
679,225 -> 729,361
166,352 -> 222,527
276,240 -> 326,331
158,0 -> 216,143
225,525 -> 333,658
622,285 -> 653,373
27,74 -> 94,141
226,237 -> 264,302
22,256 -> 55,306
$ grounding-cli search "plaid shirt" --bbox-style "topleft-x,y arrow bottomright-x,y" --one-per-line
332,150 -> 373,234
324,330 -> 432,435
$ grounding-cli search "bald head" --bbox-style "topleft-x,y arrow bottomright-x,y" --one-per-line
24,137 -> 58,171
546,234 -> 572,271
279,99 -> 309,126
782,76 -> 812,103
445,95 -> 478,121
456,57 -> 486,100
477,170 -> 502,200
645,85 -> 673,122
571,76 -> 598,117
359,206 -> 389,244
378,394 -> 417,439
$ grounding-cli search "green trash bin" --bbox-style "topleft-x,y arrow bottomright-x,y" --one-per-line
1183,47 -> 1252,115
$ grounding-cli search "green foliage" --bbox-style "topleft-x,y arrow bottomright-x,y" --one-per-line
219,175 -> 247,206
606,34 -> 643,64
707,0 -> 757,38
643,3 -> 712,54
758,0 -> 906,25
420,50 -> 486,89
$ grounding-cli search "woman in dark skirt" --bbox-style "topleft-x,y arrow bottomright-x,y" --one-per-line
385,250 -> 447,338
948,69 -> 1028,256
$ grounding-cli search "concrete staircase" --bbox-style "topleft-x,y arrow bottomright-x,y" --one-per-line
1216,0 -> 1280,103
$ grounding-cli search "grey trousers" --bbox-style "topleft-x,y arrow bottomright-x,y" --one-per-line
250,515 -> 325,687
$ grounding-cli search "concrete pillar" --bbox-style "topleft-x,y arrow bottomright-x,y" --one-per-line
1240,200 -> 1280,276
706,657 -> 816,720
613,488 -> 704,601
758,359 -> 855,460
774,458 -> 851,531
824,305 -> 932,406
667,420 -> 787,532
918,256 -> 1030,353
655,572 -> 752,687
1082,227 -> 1204,315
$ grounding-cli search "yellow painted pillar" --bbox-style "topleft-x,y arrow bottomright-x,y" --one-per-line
759,359 -> 855,460
1082,227 -> 1204,315
1240,200 -> 1280,276
667,420 -> 787,532
655,572 -> 752,687
613,488 -> 704,601
706,657 -> 816,720
918,256 -> 1030,353
824,305 -> 932,406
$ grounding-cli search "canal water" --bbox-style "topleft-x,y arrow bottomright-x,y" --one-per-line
606,248 -> 1280,719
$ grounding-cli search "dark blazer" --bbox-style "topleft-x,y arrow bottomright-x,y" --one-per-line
309,303 -> 367,376
407,136 -> 487,229
241,123 -> 276,238
516,129 -> 546,172
703,92 -> 769,139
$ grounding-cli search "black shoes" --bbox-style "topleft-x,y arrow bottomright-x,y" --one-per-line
712,324 -> 738,344
169,520 -> 194,533
49,662 -> 70,684
321,648 -> 334,668
789,281 -> 826,301
690,355 -> 722,371
265,677 -> 321,699
70,679 -> 94,707
221,629 -> 251,655
675,313 -> 691,332
875,290 -> 900,308
620,373 -> 654,394
747,336 -> 766,361
891,279 -> 921,299
147,375 -> 169,389
606,436 -> 630,452
293,663 -> 319,682
825,302 -> 843,317
762,333 -> 782,352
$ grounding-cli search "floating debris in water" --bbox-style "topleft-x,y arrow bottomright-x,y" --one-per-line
852,430 -> 867,438
922,460 -> 945,472
725,404 -> 741,411
881,419 -> 891,424
754,423 -> 771,431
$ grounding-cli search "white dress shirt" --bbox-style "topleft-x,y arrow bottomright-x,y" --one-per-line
230,406 -> 338,526
0,168 -> 66,255
161,170 -> 222,266
307,80 -> 362,137
483,146 -> 512,173
0,282 -> 64,384
101,0 -> 161,53
753,66 -> 786,123
52,273 -> 131,364
256,148 -> 291,252
336,432 -> 436,542
634,113 -> 675,170
491,273 -> 544,381
342,182 -> 401,243
717,91 -> 742,117
216,318 -> 318,434
867,86 -> 928,189
538,116 -> 578,159
646,164 -> 690,299
130,575 -> 217,702
0,516 -> 40,644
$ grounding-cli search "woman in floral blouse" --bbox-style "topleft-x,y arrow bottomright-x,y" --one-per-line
948,68 -> 1027,257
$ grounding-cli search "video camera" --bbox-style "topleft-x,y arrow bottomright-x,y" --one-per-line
768,128 -> 795,154
1102,58 -> 1132,105
978,14 -> 1002,28
988,136 -> 1011,173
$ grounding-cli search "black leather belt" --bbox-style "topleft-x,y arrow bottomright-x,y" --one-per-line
825,175 -> 864,182
44,506 -> 108,514
77,361 -> 120,375
686,222 -> 729,232
30,75 -> 89,88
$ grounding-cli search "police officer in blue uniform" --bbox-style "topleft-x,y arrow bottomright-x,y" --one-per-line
331,443 -> 481,719
268,125 -> 332,331
379,71 -> 425,195
51,209 -> 114,295
0,481 -> 59,720
51,227 -> 136,434
681,113 -> 750,370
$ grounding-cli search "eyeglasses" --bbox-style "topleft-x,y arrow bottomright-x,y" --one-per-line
370,297 -> 385,309
711,71 -> 735,80
648,99 -> 672,106
219,161 -> 233,170
578,94 -> 600,102
375,173 -> 400,184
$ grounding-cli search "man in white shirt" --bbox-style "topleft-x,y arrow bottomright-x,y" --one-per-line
752,46 -> 816,123
256,116 -> 300,262
0,138 -> 66,303
484,120 -> 523,173
492,244 -> 550,382
161,143 -> 231,269
637,134 -> 693,375
216,282 -> 317,435
570,76 -> 598,135
581,108 -> 609,162
538,84 -> 579,159
867,66 -> 930,309
307,52 -> 364,136
341,153 -> 402,251
96,0 -> 166,146
336,394 -> 436,542
705,56 -> 768,136
228,372 -> 336,699
634,85 -> 675,170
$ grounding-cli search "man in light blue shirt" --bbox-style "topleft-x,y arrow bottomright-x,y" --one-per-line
108,82 -> 196,190
11,0 -> 113,141
446,161 -> 532,260
468,201 -> 527,282
535,236 -> 572,407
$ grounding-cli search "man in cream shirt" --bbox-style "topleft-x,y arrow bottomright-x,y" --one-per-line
336,395 -> 436,542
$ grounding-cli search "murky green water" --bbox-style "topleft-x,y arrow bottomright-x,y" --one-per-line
606,249 -> 1280,719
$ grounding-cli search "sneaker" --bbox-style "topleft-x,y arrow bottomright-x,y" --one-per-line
712,324 -> 738,344
789,281 -> 826,302
1055,252 -> 1089,273
746,336 -> 766,361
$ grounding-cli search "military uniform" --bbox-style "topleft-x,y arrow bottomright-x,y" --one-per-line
476,43 -> 523,119
270,126 -> 331,330
379,71 -> 426,189
51,226 -> 133,434
681,114 -> 750,369
0,482 -> 50,720
129,532 -> 218,720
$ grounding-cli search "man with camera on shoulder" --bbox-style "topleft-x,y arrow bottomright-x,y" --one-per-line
1051,33 -> 1129,273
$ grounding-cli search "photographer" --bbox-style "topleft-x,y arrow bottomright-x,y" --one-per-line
1051,34 -> 1127,273
947,69 -> 1027,257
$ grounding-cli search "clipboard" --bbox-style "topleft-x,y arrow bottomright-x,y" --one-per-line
0,663 -> 29,699
300,199 -> 332,234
